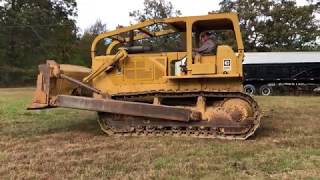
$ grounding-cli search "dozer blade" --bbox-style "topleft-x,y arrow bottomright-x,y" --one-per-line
28,60 -> 201,122
27,60 -> 91,109
54,95 -> 201,122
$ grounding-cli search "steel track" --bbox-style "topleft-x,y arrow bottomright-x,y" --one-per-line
98,92 -> 261,140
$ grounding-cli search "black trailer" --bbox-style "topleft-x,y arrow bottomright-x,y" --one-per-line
243,52 -> 320,96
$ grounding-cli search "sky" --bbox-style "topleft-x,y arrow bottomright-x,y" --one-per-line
76,0 -> 310,32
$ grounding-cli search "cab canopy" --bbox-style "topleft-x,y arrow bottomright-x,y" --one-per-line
91,13 -> 244,58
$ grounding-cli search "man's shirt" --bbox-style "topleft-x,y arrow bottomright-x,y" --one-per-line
195,39 -> 215,54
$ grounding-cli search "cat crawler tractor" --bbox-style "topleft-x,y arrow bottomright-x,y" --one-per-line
28,13 -> 261,140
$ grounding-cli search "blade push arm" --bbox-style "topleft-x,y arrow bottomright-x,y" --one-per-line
83,48 -> 128,83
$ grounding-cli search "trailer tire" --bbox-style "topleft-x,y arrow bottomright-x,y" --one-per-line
244,84 -> 256,95
259,85 -> 273,96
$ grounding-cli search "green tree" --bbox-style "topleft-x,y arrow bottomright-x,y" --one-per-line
129,0 -> 183,52
129,0 -> 181,22
219,0 -> 320,51
0,0 -> 78,67
263,0 -> 319,51
74,20 -> 107,67
220,0 -> 276,51
0,3 -> 5,66
0,0 -> 78,86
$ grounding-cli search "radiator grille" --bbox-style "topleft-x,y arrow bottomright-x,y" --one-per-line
124,57 -> 166,81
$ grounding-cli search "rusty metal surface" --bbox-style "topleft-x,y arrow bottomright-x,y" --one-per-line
27,64 -> 51,109
54,95 -> 201,122
97,110 -> 255,140
28,60 -> 93,110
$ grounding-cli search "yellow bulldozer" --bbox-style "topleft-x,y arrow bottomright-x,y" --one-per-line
28,12 -> 261,140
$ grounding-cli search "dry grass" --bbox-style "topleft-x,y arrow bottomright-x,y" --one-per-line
0,88 -> 319,179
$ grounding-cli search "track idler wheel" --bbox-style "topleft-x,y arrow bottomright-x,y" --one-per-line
221,98 -> 253,122
97,113 -> 115,135
205,98 -> 254,128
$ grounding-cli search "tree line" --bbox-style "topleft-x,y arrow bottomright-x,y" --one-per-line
219,0 -> 320,52
0,0 -> 319,86
0,0 -> 106,86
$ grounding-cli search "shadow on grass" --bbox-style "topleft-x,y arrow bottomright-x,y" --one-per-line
248,116 -> 278,140
45,116 -> 102,135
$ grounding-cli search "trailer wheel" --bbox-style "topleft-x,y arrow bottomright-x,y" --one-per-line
244,84 -> 256,95
260,85 -> 273,96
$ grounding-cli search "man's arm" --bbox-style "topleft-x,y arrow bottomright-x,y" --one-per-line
193,42 -> 210,53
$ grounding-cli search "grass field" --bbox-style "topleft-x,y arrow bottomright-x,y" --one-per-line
0,88 -> 319,179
